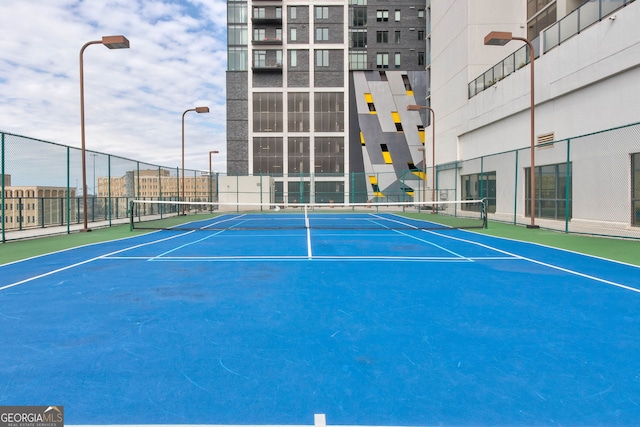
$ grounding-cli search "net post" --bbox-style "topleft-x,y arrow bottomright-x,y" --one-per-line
129,200 -> 134,231
482,198 -> 488,229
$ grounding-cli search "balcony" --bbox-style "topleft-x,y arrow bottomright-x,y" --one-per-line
252,37 -> 283,46
252,62 -> 283,73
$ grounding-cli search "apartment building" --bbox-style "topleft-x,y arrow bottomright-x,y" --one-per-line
226,0 -> 430,204
1,174 -> 78,230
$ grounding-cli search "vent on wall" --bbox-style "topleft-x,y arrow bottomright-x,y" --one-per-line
537,132 -> 555,148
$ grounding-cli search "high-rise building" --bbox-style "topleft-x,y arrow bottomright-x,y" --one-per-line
226,0 -> 430,204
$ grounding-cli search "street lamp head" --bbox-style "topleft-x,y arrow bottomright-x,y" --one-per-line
210,150 -> 219,154
417,147 -> 425,152
101,35 -> 130,49
407,104 -> 423,111
195,106 -> 210,114
484,31 -> 513,46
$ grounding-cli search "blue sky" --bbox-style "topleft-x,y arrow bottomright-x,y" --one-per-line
0,0 -> 228,173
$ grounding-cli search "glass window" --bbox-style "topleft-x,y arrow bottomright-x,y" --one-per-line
290,28 -> 297,41
317,28 -> 329,41
394,52 -> 401,68
395,31 -> 401,44
350,29 -> 367,48
228,25 -> 248,45
315,137 -> 345,175
376,52 -> 389,69
525,163 -> 572,220
290,50 -> 297,67
314,93 -> 344,132
461,172 -> 497,214
350,7 -> 367,26
228,3 -> 247,24
228,47 -> 248,71
288,137 -> 310,174
288,93 -> 309,132
316,6 -> 329,20
349,51 -> 367,70
289,6 -> 296,20
254,7 -> 265,19
253,93 -> 283,132
253,137 -> 283,175
376,31 -> 389,43
395,9 -> 401,21
377,10 -> 389,22
316,49 -> 329,67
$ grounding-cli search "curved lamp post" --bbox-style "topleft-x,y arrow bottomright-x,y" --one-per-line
484,31 -> 538,228
79,35 -> 130,232
181,106 -> 210,212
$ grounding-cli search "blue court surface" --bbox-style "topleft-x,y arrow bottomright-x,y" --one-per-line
1,212 -> 639,426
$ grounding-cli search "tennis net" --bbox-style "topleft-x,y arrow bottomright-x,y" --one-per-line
129,199 -> 487,231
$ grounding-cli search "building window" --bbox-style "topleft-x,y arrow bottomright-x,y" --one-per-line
350,7 -> 367,26
254,28 -> 266,42
418,9 -> 424,18
314,93 -> 344,132
253,92 -> 283,132
632,153 -> 640,226
376,31 -> 389,43
418,30 -> 424,41
228,3 -> 247,24
462,172 -> 497,214
350,29 -> 367,48
315,137 -> 345,175
254,7 -> 265,19
253,137 -> 283,175
288,92 -> 309,132
228,47 -> 248,71
316,6 -> 329,20
290,50 -> 297,67
316,28 -> 329,41
525,163 -> 572,220
289,6 -> 296,20
395,31 -> 401,44
290,28 -> 297,41
377,10 -> 389,22
349,51 -> 367,70
288,137 -> 310,174
228,25 -> 248,45
394,52 -> 401,68
254,50 -> 266,67
418,52 -> 425,66
376,52 -> 389,69
395,9 -> 401,21
275,7 -> 281,19
316,49 -> 329,67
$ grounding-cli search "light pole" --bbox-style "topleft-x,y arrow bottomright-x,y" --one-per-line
407,104 -> 436,212
209,150 -> 219,209
417,147 -> 427,207
80,35 -> 130,231
484,31 -> 538,228
181,106 -> 210,213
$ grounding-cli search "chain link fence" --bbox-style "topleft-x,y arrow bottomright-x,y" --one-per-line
2,122 -> 640,241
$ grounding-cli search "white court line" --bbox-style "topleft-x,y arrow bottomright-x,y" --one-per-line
150,229 -> 227,260
0,231 -> 197,291
103,255 -> 513,262
426,229 -> 640,294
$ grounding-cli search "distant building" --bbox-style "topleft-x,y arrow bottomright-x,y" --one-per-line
1,174 -> 78,230
97,169 -> 216,201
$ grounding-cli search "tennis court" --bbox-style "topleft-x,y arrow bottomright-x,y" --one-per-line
1,208 -> 639,426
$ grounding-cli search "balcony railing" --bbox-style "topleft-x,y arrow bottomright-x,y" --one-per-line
468,0 -> 636,99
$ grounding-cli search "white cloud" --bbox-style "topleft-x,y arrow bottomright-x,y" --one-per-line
0,0 -> 228,174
